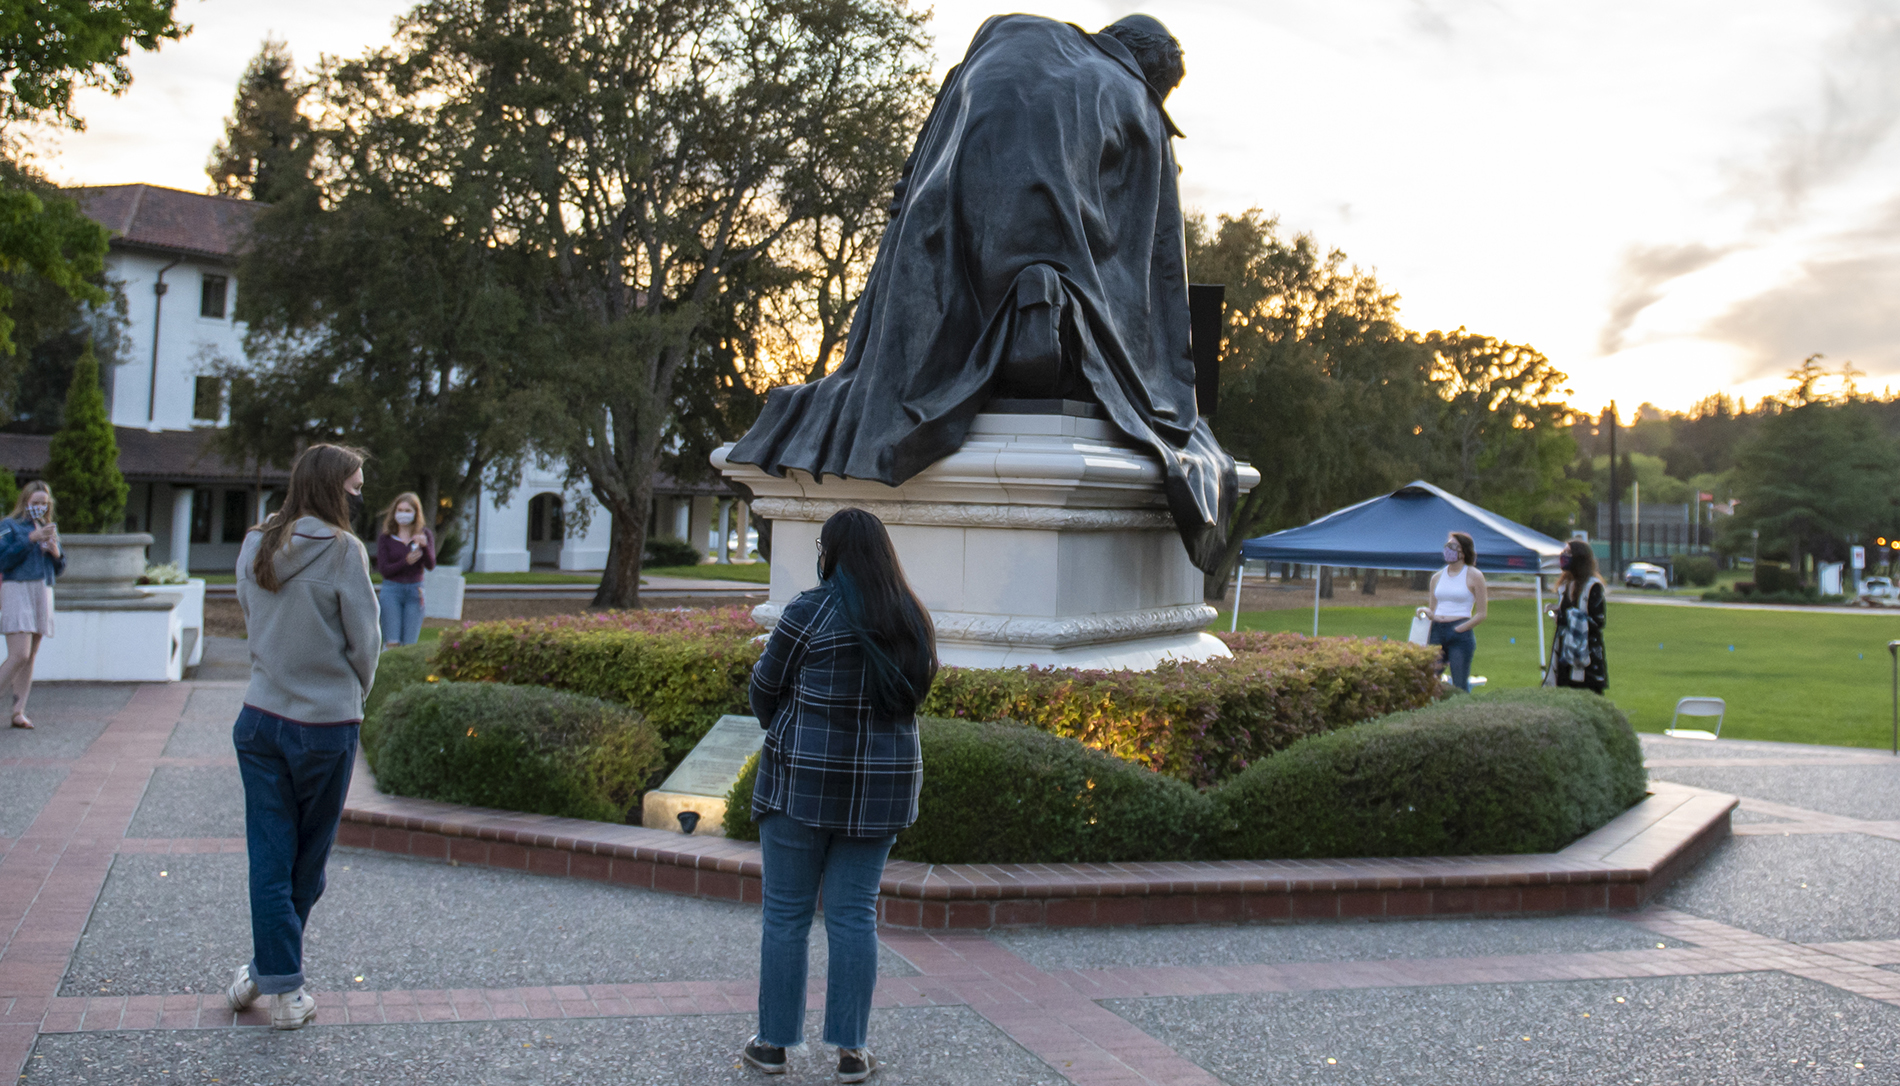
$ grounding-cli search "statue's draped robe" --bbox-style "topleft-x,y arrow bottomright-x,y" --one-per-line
728,14 -> 1238,571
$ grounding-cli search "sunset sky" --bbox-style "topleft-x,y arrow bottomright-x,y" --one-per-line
32,0 -> 1900,415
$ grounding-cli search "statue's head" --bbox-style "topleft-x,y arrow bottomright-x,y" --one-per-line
1101,14 -> 1184,99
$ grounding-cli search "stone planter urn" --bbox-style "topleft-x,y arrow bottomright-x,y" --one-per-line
56,533 -> 166,608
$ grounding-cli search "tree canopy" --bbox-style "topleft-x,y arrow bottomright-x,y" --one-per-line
0,0 -> 186,130
226,0 -> 932,605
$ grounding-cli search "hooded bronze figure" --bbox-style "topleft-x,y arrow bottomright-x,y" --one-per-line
728,13 -> 1239,572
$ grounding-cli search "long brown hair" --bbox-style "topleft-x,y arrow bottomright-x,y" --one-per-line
1556,539 -> 1600,603
251,444 -> 365,593
380,492 -> 429,539
9,481 -> 52,522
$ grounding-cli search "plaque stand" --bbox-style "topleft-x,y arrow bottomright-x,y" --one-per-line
639,715 -> 765,836
714,412 -> 1258,671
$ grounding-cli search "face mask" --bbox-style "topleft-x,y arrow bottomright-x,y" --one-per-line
1442,545 -> 1461,563
815,557 -> 828,582
1559,551 -> 1572,570
395,511 -> 415,526
347,492 -> 365,523
27,505 -> 47,522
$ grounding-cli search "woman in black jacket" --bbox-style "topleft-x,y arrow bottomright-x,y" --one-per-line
1546,539 -> 1608,692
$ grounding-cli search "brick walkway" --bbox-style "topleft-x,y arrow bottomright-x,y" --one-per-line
5,684 -> 1900,1084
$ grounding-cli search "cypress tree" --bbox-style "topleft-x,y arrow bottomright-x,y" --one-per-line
43,343 -> 126,532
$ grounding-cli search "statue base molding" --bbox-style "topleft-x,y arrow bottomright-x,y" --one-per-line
714,413 -> 1257,671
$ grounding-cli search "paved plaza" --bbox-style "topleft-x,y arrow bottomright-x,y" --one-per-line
0,682 -> 1893,1083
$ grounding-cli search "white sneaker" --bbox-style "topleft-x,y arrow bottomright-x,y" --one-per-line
270,988 -> 316,1030
225,963 -> 259,1011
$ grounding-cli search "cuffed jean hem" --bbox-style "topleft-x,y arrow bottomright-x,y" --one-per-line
251,965 -> 304,996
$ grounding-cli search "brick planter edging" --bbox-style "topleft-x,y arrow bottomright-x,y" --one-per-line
338,772 -> 1734,930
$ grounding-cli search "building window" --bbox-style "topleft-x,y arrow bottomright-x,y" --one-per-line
190,489 -> 213,544
193,376 -> 221,422
222,490 -> 250,543
528,493 -> 564,543
200,275 -> 228,319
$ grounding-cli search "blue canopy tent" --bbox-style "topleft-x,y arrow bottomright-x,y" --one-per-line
1234,480 -> 1568,662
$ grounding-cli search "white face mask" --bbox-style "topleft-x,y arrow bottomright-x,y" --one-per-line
394,510 -> 416,526
28,505 -> 48,522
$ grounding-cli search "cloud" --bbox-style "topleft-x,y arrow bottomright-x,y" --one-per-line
1726,5 -> 1900,222
1597,241 -> 1733,354
1704,195 -> 1900,380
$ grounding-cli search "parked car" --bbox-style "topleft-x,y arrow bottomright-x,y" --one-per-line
1859,576 -> 1900,606
1624,562 -> 1668,589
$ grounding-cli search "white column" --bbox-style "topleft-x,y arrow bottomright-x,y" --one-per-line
170,487 -> 194,571
717,499 -> 732,563
255,488 -> 270,525
732,501 -> 751,562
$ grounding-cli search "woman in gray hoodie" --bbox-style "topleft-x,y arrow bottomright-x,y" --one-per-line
224,444 -> 380,1030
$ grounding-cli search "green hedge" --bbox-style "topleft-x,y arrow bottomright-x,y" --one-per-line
723,718 -> 1210,864
1675,555 -> 1716,587
363,642 -> 439,764
1212,687 -> 1647,860
373,681 -> 664,823
921,632 -> 1440,787
430,608 -> 761,764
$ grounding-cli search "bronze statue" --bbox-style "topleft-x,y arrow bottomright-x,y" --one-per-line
728,13 -> 1238,572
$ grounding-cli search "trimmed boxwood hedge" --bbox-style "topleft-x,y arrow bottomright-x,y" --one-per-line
427,617 -> 1438,789
430,609 -> 762,765
363,641 -> 439,762
1211,687 -> 1648,860
372,681 -> 664,824
722,717 -> 1210,864
923,632 -> 1441,786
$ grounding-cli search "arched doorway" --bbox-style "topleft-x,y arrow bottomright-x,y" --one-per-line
527,492 -> 564,567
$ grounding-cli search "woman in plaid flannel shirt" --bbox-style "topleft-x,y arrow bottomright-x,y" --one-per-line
742,509 -> 937,1083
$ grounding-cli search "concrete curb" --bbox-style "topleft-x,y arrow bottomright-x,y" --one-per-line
338,764 -> 1734,930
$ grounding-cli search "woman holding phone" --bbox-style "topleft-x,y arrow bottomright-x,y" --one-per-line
0,483 -> 63,728
374,492 -> 435,647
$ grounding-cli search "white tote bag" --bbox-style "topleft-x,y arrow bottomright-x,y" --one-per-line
1407,608 -> 1432,645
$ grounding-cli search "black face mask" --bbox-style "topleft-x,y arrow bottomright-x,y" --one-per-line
347,491 -> 364,525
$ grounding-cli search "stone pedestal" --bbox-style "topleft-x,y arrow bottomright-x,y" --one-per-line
37,534 -> 186,681
713,413 -> 1258,670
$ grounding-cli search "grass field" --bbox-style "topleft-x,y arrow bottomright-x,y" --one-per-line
1216,598 -> 1900,751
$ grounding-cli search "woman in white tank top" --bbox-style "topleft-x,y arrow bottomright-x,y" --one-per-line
1422,531 -> 1487,691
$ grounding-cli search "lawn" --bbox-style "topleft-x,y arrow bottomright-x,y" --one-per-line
1216,597 -> 1900,750
640,563 -> 771,584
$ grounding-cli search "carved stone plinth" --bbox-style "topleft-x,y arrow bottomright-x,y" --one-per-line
713,413 -> 1258,671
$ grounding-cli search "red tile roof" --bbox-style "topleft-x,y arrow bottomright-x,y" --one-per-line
66,184 -> 263,261
0,428 -> 289,484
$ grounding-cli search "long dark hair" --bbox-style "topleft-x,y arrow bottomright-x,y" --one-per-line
252,444 -> 364,593
1557,539 -> 1599,603
818,508 -> 937,717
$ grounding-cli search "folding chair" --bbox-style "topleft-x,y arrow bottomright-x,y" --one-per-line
1664,697 -> 1725,740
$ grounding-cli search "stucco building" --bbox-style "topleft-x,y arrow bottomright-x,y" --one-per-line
8,182 -> 742,573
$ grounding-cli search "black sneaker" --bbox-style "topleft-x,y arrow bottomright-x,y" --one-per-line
837,1048 -> 878,1083
742,1036 -> 787,1075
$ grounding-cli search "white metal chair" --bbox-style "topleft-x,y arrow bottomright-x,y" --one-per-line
1665,697 -> 1726,740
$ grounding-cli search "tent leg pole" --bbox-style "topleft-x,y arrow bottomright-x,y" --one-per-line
1313,565 -> 1321,637
1231,561 -> 1244,633
1536,576 -> 1545,671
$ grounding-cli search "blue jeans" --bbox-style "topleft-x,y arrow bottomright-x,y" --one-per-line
1429,621 -> 1477,691
757,813 -> 895,1050
234,705 -> 358,995
378,580 -> 423,645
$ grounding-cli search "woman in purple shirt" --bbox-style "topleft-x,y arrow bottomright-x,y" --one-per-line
374,492 -> 435,646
